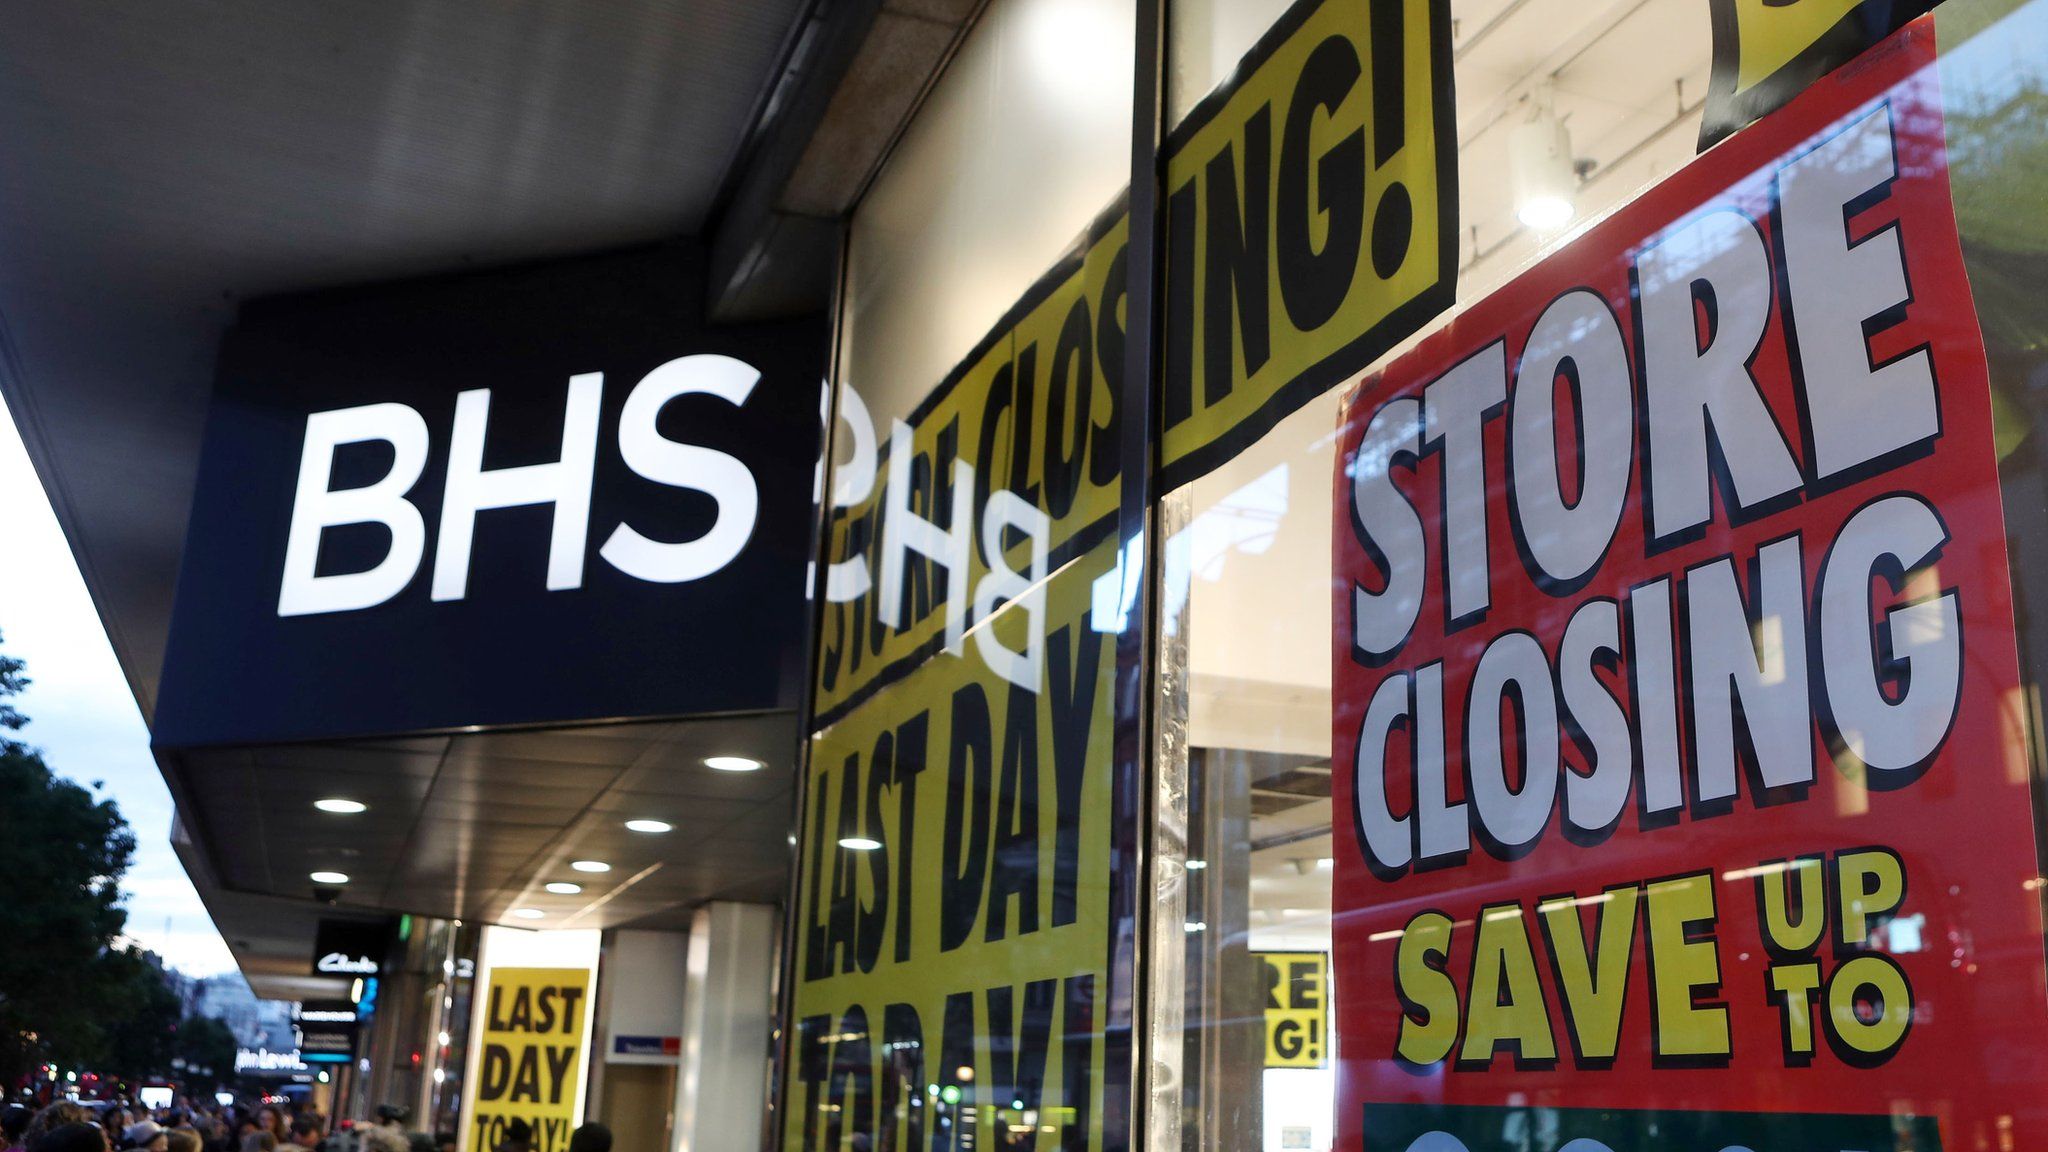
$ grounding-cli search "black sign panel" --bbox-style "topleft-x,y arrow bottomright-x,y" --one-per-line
296,999 -> 359,1063
155,244 -> 825,746
311,918 -> 388,978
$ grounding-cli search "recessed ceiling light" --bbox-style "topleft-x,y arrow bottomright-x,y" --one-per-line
704,756 -> 764,773
314,799 -> 367,814
544,882 -> 582,895
839,837 -> 882,851
570,860 -> 611,873
624,819 -> 673,834
511,908 -> 545,920
309,871 -> 350,885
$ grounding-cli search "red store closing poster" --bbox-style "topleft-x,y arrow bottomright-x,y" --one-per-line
1331,18 -> 2048,1152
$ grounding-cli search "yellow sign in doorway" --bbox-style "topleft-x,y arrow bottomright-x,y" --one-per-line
461,966 -> 594,1152
1255,952 -> 1330,1069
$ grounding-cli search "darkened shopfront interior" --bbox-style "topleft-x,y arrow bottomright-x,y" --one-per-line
795,0 -> 2048,1150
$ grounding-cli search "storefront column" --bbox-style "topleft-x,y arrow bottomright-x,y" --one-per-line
591,928 -> 690,1146
672,902 -> 777,1152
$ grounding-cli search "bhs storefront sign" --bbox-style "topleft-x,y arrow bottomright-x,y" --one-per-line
155,244 -> 825,746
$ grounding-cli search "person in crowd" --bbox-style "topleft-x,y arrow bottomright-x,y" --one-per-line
3,1105 -> 34,1151
283,1119 -> 319,1152
251,1112 -> 283,1150
489,1119 -> 532,1152
237,1134 -> 273,1152
162,1130 -> 199,1152
194,1111 -> 231,1152
565,1124 -> 609,1152
27,1123 -> 106,1152
357,1129 -> 406,1152
22,1104 -> 89,1152
119,1122 -> 164,1152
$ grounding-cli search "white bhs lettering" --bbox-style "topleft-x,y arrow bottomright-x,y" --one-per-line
277,353 -> 761,617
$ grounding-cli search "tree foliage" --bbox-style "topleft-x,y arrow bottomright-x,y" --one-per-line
175,1015 -> 237,1093
0,633 -> 189,1089
0,641 -> 26,737
0,740 -> 138,1085
0,633 -> 246,1094
100,949 -> 182,1081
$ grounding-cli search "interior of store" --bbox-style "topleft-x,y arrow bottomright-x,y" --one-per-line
1159,2 -> 1716,1148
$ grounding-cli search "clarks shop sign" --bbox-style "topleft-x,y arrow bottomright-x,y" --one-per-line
154,245 -> 824,747
310,918 -> 388,979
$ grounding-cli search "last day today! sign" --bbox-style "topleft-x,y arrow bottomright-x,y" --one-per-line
461,967 -> 592,1152
1334,19 -> 2048,1151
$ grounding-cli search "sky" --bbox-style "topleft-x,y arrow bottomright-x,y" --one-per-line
0,406 -> 235,976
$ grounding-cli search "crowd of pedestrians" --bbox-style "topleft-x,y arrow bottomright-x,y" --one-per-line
0,1098 -> 345,1152
0,1099 -> 612,1152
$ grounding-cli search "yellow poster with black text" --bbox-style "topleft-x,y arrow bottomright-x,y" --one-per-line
1701,0 -> 1935,148
784,540 -> 1117,1152
811,0 -> 1453,727
1254,952 -> 1328,1069
1157,0 -> 1452,489
463,967 -> 593,1152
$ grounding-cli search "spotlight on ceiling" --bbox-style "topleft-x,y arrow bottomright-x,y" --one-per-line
703,756 -> 764,773
570,860 -> 611,874
309,871 -> 350,885
1511,99 -> 1577,231
511,908 -> 545,920
314,799 -> 367,814
839,837 -> 883,852
545,882 -> 583,895
624,819 -> 673,834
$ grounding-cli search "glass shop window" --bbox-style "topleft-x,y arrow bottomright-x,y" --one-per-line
1152,2 -> 2048,1151
1150,2 -> 1741,1150
793,2 -> 1135,1150
840,0 -> 1136,430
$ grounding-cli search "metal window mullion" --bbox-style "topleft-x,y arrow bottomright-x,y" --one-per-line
1107,0 -> 1168,1148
